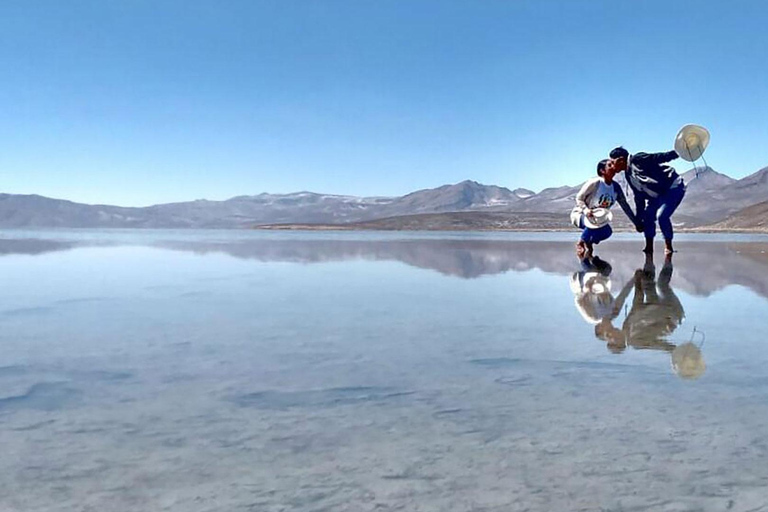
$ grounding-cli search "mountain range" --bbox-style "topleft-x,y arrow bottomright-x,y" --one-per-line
1,165 -> 766,230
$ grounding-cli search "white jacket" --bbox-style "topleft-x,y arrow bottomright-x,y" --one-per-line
570,177 -> 638,228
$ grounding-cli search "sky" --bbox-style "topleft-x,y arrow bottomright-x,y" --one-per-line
1,0 -> 767,206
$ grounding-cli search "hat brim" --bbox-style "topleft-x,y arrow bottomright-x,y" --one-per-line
583,209 -> 612,229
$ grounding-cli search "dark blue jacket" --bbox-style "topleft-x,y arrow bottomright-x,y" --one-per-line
626,150 -> 681,200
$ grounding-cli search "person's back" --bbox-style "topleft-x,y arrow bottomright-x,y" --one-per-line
625,151 -> 683,199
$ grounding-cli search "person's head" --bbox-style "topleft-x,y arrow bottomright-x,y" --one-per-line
596,159 -> 608,176
609,146 -> 629,171
596,158 -> 618,181
595,319 -> 626,353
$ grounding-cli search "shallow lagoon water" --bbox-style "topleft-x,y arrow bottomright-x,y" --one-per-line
2,230 -> 768,511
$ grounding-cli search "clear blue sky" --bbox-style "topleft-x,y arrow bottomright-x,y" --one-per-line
1,0 -> 766,206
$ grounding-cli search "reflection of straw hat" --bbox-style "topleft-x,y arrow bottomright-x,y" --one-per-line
570,272 -> 614,325
671,342 -> 706,379
583,273 -> 611,294
583,208 -> 613,229
674,124 -> 710,162
573,296 -> 602,325
570,272 -> 612,294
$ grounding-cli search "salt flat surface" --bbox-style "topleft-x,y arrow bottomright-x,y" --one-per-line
2,231 -> 768,511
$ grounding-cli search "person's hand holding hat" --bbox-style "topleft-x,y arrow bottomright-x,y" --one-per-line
582,208 -> 612,229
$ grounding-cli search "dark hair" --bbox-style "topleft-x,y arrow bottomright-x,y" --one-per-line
596,159 -> 609,177
610,146 -> 629,159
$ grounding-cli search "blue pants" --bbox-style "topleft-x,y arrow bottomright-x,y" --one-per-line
643,185 -> 686,240
579,216 -> 613,244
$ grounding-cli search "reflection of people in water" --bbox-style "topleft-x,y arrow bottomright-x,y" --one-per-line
571,254 -> 705,378
570,256 -> 616,332
569,256 -> 631,354
608,253 -> 684,352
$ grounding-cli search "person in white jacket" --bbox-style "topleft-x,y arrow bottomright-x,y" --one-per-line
572,159 -> 642,259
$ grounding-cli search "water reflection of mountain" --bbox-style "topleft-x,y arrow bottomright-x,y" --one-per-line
0,238 -> 76,255
4,236 -> 768,300
155,239 -> 768,299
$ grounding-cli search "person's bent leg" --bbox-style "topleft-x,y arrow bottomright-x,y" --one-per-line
592,224 -> 613,244
643,198 -> 662,254
579,217 -> 612,257
579,226 -> 595,258
580,226 -> 593,244
658,186 -> 686,253
576,217 -> 590,258
586,225 -> 612,258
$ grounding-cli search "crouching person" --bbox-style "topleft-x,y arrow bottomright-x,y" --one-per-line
571,159 -> 641,259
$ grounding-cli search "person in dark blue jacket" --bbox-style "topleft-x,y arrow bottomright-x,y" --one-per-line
609,147 -> 685,255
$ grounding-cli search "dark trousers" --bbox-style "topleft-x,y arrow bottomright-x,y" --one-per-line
579,216 -> 613,244
643,185 -> 686,240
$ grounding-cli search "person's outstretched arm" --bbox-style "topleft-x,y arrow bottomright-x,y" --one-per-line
633,190 -> 647,228
635,150 -> 679,166
611,275 -> 636,320
614,184 -> 641,229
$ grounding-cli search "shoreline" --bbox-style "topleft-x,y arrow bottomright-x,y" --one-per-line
254,224 -> 768,234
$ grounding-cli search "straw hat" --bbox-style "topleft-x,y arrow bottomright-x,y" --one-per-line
671,342 -> 706,379
583,208 -> 612,229
674,124 -> 710,162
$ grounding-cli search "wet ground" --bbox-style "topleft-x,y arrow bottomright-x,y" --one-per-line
2,230 -> 768,511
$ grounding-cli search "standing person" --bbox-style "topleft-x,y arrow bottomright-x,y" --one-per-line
609,147 -> 685,255
571,159 -> 641,259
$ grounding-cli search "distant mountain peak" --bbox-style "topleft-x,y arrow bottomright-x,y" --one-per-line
450,179 -> 503,190
513,187 -> 535,199
682,165 -> 729,178
681,166 -> 735,190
